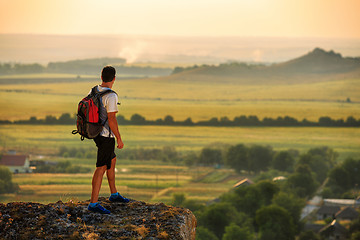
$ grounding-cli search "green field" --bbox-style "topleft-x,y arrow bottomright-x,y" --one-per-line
0,124 -> 359,160
0,161 -> 238,205
0,75 -> 359,121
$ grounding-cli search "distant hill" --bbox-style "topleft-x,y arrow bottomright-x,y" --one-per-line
167,48 -> 360,84
274,48 -> 360,74
47,57 -> 126,75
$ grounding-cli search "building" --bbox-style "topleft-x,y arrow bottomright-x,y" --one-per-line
0,155 -> 32,173
233,178 -> 254,188
335,206 -> 359,221
316,206 -> 341,220
319,219 -> 348,240
323,198 -> 360,207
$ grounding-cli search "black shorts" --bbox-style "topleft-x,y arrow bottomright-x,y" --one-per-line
93,135 -> 116,169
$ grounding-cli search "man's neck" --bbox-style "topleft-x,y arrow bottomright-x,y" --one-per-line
100,82 -> 113,89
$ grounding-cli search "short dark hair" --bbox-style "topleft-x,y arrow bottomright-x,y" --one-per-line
101,66 -> 116,82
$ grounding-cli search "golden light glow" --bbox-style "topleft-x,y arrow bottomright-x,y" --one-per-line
0,0 -> 359,38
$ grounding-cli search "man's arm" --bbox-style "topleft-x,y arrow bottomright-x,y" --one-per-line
107,112 -> 124,149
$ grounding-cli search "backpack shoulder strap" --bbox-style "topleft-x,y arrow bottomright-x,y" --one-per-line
99,89 -> 117,97
89,86 -> 99,96
94,87 -> 120,105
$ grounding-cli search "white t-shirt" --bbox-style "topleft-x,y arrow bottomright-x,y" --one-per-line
95,85 -> 118,138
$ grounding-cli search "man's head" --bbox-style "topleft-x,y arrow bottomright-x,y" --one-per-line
101,66 -> 116,82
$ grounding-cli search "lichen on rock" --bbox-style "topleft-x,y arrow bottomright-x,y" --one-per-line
0,197 -> 197,240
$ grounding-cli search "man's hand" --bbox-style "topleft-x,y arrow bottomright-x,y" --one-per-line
108,112 -> 124,149
117,138 -> 124,149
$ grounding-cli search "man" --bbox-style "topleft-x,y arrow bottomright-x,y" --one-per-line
88,66 -> 129,214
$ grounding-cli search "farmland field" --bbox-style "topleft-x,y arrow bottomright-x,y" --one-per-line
0,162 -> 238,205
0,124 -> 359,160
0,75 -> 359,122
1,74 -> 359,205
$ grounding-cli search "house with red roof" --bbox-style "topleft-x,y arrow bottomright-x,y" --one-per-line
0,154 -> 32,173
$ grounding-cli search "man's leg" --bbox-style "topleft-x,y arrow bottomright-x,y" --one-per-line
90,165 -> 107,203
106,157 -> 117,194
107,157 -> 130,203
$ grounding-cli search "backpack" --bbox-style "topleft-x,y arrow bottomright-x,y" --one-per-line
72,86 -> 116,141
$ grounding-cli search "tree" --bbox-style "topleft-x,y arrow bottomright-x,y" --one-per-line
163,115 -> 174,125
162,146 -> 177,162
197,202 -> 244,239
199,148 -> 223,166
223,180 -> 278,212
116,114 -> 128,124
248,145 -> 273,173
298,153 -> 330,183
28,116 -> 38,124
130,114 -> 146,125
298,231 -> 321,240
222,184 -> 263,218
45,115 -> 57,124
208,117 -> 219,126
182,117 -> 194,126
272,192 -> 306,233
297,147 -> 338,183
225,144 -> 249,173
0,166 -> 19,194
328,166 -> 351,191
346,116 -> 358,127
233,115 -> 249,126
342,158 -> 360,187
351,232 -> 360,240
171,193 -> 186,207
248,115 -> 260,125
183,152 -> 198,167
307,147 -> 338,166
319,116 -> 335,126
272,151 -> 295,172
255,205 -> 296,240
327,158 -> 360,196
256,180 -> 280,205
220,116 -> 231,126
222,223 -> 253,240
195,226 -> 219,240
286,164 -> 318,198
58,113 -> 73,124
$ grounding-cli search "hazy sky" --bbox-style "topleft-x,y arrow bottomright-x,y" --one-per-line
0,0 -> 359,38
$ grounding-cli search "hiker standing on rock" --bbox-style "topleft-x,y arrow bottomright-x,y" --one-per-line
87,66 -> 129,214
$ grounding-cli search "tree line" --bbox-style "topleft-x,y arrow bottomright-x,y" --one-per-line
2,113 -> 359,127
0,60 -> 171,76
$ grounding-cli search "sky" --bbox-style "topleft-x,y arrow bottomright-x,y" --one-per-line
0,0 -> 360,39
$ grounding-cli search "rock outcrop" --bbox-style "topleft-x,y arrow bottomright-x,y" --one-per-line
0,198 -> 197,239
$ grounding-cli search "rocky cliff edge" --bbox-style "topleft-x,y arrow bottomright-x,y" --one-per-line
0,197 -> 197,240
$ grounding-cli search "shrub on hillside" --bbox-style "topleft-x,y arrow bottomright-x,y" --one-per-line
0,166 -> 19,194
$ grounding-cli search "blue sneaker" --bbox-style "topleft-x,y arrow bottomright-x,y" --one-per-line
109,192 -> 130,203
87,203 -> 110,214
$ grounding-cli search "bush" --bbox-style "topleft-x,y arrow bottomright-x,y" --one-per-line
222,223 -> 253,240
182,199 -> 205,212
0,166 -> 19,194
256,205 -> 296,240
272,151 -> 295,172
85,151 -> 95,159
75,152 -> 83,158
195,226 -> 219,240
197,202 -> 247,239
171,193 -> 186,207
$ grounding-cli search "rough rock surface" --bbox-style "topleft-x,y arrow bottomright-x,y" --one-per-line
0,197 -> 197,239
